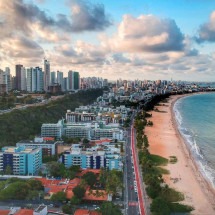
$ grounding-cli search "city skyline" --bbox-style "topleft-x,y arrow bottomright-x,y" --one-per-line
1,0 -> 215,81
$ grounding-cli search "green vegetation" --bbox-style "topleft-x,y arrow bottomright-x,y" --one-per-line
134,110 -> 193,215
82,172 -> 97,188
73,185 -> 86,199
102,169 -> 123,196
42,155 -> 58,163
149,154 -> 168,166
46,161 -> 81,179
147,120 -> 153,126
99,201 -> 122,215
0,178 -> 43,201
0,89 -> 103,146
51,191 -> 67,202
169,156 -> 178,164
154,167 -> 170,175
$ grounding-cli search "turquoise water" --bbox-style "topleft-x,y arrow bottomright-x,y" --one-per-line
174,93 -> 215,187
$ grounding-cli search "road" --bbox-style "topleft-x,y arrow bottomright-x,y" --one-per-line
123,111 -> 148,215
131,126 -> 146,215
124,127 -> 140,215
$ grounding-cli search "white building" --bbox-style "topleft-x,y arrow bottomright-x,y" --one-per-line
41,120 -> 63,138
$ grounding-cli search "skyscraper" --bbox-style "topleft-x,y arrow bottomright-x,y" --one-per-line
73,71 -> 80,90
26,67 -> 43,92
68,71 -> 80,91
44,59 -> 50,91
15,64 -> 23,90
57,71 -> 64,90
21,67 -> 26,91
5,67 -> 11,92
50,71 -> 56,84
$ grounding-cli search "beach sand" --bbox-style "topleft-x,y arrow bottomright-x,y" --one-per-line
145,95 -> 215,215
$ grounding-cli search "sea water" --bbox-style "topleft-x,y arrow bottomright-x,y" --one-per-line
174,93 -> 215,188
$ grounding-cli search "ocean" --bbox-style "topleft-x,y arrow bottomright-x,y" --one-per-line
174,93 -> 215,188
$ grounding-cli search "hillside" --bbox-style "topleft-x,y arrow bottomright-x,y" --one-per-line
0,89 -> 103,146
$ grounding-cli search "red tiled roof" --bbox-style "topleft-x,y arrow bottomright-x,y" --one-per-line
43,137 -> 55,141
74,209 -> 101,215
15,209 -> 33,215
0,210 -> 10,215
36,173 -> 107,202
76,169 -> 100,177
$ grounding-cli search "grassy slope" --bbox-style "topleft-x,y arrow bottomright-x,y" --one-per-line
0,89 -> 103,146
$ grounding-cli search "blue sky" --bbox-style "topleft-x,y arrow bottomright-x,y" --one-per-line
1,0 -> 215,81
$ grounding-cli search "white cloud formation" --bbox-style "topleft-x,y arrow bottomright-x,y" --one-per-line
197,11 -> 215,42
101,14 -> 185,53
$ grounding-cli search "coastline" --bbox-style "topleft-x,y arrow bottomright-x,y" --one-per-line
145,93 -> 215,215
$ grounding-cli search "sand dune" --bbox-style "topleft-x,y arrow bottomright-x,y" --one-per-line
145,95 -> 215,215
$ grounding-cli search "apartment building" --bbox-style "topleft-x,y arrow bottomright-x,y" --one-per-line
0,146 -> 42,175
41,120 -> 63,138
62,147 -> 122,170
16,137 -> 58,156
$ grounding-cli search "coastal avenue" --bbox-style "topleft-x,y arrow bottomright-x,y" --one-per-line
124,113 -> 147,215
131,126 -> 146,215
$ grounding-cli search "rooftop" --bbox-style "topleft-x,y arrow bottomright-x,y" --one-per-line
74,209 -> 101,215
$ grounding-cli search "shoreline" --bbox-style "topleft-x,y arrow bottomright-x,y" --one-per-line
145,93 -> 215,214
171,94 -> 215,206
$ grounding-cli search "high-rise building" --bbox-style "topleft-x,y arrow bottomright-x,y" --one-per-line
63,77 -> 68,91
57,71 -> 64,90
5,67 -> 11,92
26,67 -> 43,92
73,71 -> 80,90
68,71 -> 80,90
21,67 -> 26,91
15,64 -> 23,90
50,71 -> 56,84
44,59 -> 50,91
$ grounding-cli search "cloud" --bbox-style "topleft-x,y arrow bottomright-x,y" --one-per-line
101,14 -> 185,53
51,41 -> 107,65
1,35 -> 44,67
0,0 -> 111,41
68,0 -> 112,32
196,11 -> 215,43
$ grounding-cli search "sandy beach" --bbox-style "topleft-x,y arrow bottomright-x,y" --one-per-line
145,94 -> 215,215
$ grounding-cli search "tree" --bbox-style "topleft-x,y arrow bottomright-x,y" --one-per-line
5,165 -> 13,175
99,202 -> 122,215
27,179 -> 43,190
143,135 -> 149,148
46,161 -> 66,177
62,205 -> 72,214
51,191 -> 67,202
0,181 -> 31,200
82,172 -> 97,188
70,196 -> 81,205
150,197 -> 170,215
73,185 -> 86,199
106,170 -> 123,196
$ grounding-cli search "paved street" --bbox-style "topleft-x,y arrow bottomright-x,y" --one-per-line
124,112 -> 148,215
124,127 -> 140,215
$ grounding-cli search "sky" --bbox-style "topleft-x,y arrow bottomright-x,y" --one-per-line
1,0 -> 215,81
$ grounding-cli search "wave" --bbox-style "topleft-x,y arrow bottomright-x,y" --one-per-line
174,99 -> 215,188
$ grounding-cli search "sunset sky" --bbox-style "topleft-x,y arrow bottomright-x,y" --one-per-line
1,0 -> 215,81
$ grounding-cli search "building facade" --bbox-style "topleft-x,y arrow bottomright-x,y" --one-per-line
0,146 -> 42,175
62,148 -> 122,170
44,59 -> 50,92
41,120 -> 63,138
